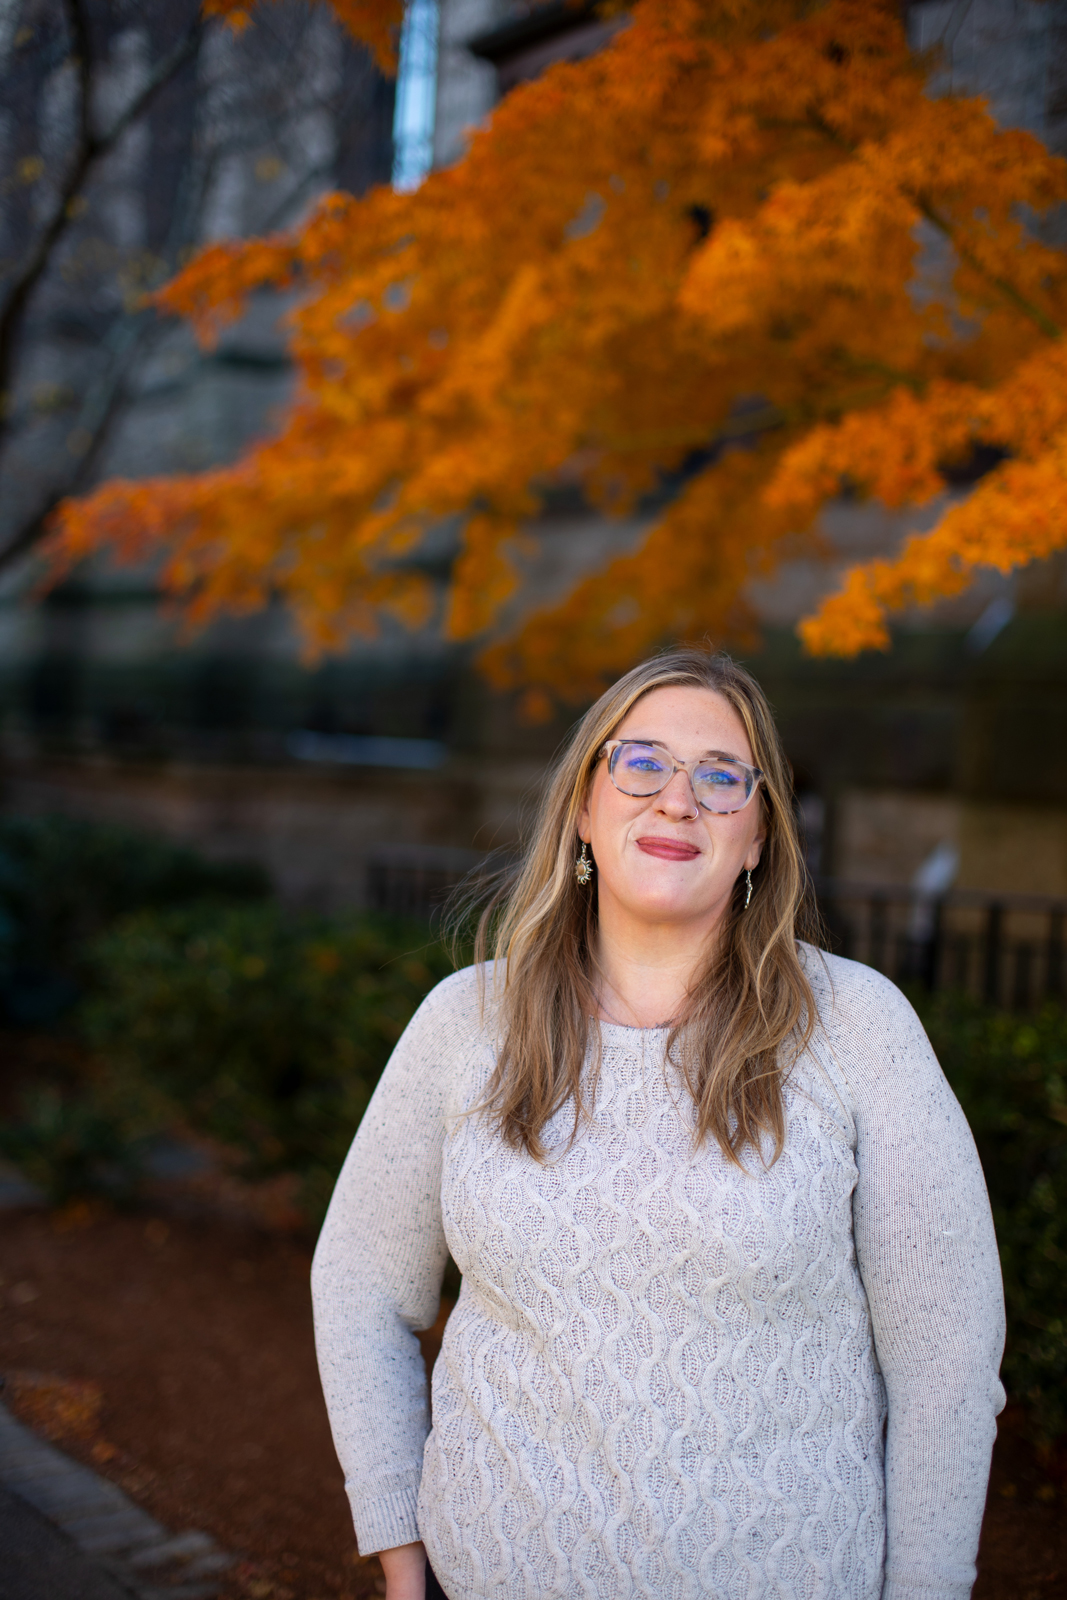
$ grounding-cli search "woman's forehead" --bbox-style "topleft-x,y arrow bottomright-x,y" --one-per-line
612,685 -> 754,759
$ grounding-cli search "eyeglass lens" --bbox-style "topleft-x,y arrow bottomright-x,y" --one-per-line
610,742 -> 755,813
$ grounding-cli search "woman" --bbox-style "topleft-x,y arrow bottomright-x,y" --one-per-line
312,649 -> 1005,1600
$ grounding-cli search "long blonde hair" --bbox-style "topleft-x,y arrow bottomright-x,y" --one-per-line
472,649 -> 821,1164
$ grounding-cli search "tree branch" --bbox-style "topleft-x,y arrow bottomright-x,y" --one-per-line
96,16 -> 203,161
0,312 -> 156,577
801,105 -> 1063,342
914,196 -> 1063,340
63,0 -> 93,148
0,486 -> 73,577
0,10 -> 203,447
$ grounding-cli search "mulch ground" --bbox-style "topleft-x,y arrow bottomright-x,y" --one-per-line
0,1204 -> 391,1599
0,1205 -> 1064,1600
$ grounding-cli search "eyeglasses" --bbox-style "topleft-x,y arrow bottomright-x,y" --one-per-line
600,739 -> 763,815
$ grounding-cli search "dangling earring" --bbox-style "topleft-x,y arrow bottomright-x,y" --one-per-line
743,868 -> 753,910
575,841 -> 594,886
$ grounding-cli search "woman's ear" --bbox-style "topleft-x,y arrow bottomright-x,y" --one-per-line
744,823 -> 766,872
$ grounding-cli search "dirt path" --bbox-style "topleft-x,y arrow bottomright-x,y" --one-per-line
0,1205 -> 1061,1599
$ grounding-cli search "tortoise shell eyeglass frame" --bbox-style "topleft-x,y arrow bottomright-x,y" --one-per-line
597,739 -> 764,816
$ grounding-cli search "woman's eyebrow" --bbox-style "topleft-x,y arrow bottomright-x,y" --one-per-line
623,738 -> 747,763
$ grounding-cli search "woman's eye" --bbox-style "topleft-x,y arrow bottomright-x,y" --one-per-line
698,766 -> 741,787
619,745 -> 667,767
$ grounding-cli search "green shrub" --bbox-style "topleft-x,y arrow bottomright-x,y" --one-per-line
0,814 -> 269,1025
0,1087 -> 145,1207
914,991 -> 1067,1441
82,902 -> 453,1222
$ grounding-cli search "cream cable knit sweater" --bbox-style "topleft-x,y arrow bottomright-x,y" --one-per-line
311,950 -> 1005,1600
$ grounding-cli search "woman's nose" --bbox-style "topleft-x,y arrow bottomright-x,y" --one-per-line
656,767 -> 698,817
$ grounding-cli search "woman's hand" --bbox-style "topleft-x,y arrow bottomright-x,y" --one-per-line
379,1541 -> 427,1600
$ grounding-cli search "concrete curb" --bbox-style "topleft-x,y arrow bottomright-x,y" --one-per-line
0,1400 -> 235,1599
0,1481 -> 138,1600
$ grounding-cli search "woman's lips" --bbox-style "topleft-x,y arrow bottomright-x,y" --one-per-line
636,836 -> 702,861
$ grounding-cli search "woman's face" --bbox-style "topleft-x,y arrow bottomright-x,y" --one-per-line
578,685 -> 766,936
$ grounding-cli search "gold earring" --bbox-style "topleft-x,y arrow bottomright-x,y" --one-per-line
744,868 -> 753,910
575,842 -> 594,886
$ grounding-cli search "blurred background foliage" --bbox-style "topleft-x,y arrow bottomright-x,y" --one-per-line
0,815 -> 453,1223
0,814 -> 269,1026
82,901 -> 453,1222
919,995 -> 1067,1444
0,815 -> 1064,1440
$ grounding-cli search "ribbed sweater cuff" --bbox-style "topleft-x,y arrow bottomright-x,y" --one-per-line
348,1484 -> 421,1557
883,1580 -> 974,1600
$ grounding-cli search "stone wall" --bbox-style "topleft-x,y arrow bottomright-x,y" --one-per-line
832,787 -> 1067,898
0,750 -> 544,910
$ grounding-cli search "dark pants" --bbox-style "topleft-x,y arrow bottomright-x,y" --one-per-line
425,1558 -> 449,1599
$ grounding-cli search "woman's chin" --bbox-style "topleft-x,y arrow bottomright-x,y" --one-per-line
614,886 -> 721,927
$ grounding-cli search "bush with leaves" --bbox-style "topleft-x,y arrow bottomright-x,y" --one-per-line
82,902 -> 453,1222
0,814 -> 269,1025
913,992 -> 1067,1442
0,1087 -> 145,1208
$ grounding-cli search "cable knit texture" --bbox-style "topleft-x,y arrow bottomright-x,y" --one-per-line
311,950 -> 1005,1600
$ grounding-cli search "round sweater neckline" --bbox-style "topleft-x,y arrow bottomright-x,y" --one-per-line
592,1016 -> 673,1034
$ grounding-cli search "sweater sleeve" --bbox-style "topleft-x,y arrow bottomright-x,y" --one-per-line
310,969 -> 477,1555
817,957 -> 1005,1600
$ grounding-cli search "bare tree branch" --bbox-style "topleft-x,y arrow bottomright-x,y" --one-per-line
0,312 -> 157,575
0,9 -> 204,447
96,15 -> 204,161
0,0 -> 373,575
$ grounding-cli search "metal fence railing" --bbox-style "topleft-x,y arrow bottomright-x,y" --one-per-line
365,857 -> 1067,1011
815,880 -> 1067,1010
365,845 -> 488,922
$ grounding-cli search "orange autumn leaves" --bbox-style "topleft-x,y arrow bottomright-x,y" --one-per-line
51,0 -> 1067,698
773,343 -> 1067,652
